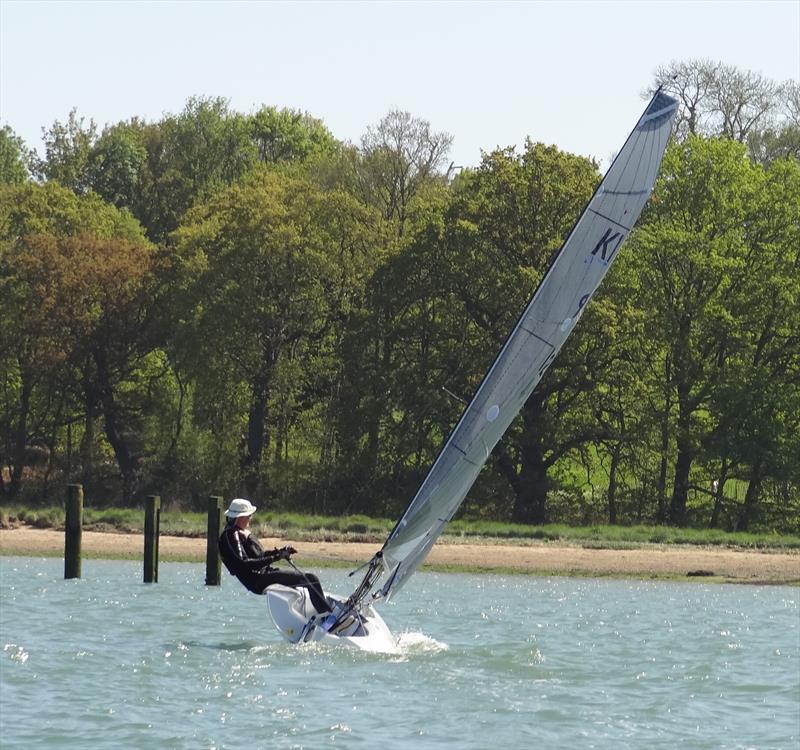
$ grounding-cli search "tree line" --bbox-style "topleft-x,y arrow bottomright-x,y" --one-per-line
1,59 -> 798,532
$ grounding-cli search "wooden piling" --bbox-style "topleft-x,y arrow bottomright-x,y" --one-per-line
64,484 -> 83,579
143,495 -> 160,583
206,496 -> 224,585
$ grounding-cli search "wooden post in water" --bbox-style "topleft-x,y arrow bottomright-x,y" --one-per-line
143,495 -> 161,583
206,495 -> 224,585
64,484 -> 83,579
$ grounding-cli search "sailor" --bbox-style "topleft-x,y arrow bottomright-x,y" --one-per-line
218,498 -> 332,613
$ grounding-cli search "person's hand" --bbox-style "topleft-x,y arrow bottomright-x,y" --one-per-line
279,545 -> 297,560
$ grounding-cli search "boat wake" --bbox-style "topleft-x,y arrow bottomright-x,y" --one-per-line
395,631 -> 448,654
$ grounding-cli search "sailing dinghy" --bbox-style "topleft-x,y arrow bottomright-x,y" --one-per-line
266,90 -> 679,653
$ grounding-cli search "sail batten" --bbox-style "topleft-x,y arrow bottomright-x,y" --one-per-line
354,90 -> 678,605
588,210 -> 633,230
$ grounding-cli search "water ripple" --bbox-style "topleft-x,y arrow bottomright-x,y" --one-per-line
1,559 -> 797,749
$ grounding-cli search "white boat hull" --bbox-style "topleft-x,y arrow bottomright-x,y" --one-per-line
265,584 -> 399,654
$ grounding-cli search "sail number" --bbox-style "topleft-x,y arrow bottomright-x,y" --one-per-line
589,227 -> 626,265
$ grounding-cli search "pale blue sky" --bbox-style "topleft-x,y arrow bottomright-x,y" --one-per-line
1,0 -> 798,169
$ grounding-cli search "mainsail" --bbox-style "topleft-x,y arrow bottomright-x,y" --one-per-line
350,91 -> 679,607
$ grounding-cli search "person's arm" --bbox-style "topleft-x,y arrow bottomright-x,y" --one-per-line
221,528 -> 275,570
257,544 -> 298,565
247,534 -> 296,564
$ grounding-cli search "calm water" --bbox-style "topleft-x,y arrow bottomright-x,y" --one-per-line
0,558 -> 797,749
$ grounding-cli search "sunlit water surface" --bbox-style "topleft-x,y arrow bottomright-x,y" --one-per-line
1,557 -> 797,749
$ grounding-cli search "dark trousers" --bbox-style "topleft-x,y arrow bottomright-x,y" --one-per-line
261,570 -> 332,613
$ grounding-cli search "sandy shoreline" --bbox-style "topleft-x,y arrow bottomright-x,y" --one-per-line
1,527 -> 798,584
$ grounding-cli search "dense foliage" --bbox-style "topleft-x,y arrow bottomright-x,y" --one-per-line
1,63 -> 798,533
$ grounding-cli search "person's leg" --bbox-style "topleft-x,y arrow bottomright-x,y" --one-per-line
263,570 -> 332,613
302,573 -> 332,613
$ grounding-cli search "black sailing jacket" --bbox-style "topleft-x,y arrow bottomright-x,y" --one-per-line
218,524 -> 283,594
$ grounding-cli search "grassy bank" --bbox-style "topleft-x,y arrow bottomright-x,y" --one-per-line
2,504 -> 799,551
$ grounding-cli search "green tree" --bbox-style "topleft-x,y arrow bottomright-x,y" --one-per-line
577,259 -> 654,525
87,120 -> 148,209
0,182 -> 149,500
629,136 -> 765,525
449,144 -> 614,524
334,199 -> 464,514
34,109 -> 97,192
11,233 -> 164,501
747,125 -> 800,165
747,82 -> 800,164
709,156 -> 800,529
174,169 -> 382,499
162,96 -> 255,189
341,142 -> 606,522
250,106 -> 337,164
107,97 -> 258,244
0,126 -> 30,184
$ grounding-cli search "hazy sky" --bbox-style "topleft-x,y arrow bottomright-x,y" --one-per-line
1,0 -> 798,169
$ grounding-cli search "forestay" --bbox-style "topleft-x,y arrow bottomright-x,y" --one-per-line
358,91 -> 679,605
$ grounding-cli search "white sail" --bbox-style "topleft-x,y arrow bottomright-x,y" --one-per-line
358,91 -> 679,604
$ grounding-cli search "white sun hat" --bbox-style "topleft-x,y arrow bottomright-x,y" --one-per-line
225,498 -> 257,518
